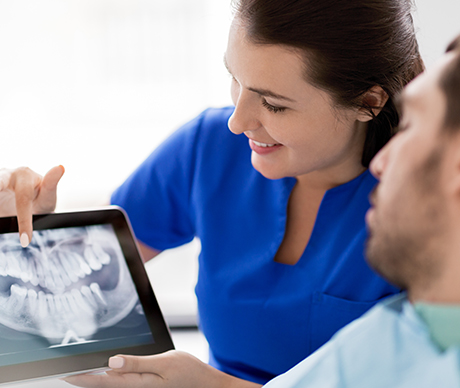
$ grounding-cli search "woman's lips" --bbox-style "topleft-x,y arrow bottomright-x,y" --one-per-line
249,139 -> 282,155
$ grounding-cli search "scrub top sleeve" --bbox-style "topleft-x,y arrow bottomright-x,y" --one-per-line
111,110 -> 208,250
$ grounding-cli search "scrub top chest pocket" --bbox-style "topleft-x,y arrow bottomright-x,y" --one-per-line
309,292 -> 378,353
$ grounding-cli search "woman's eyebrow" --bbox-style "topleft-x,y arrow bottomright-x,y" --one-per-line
247,86 -> 296,102
223,55 -> 295,103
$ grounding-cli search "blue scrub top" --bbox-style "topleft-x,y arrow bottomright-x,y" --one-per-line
111,107 -> 399,384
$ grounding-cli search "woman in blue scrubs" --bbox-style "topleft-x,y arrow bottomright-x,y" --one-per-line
0,0 -> 424,385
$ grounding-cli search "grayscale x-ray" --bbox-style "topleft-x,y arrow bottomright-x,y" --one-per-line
0,224 -> 143,347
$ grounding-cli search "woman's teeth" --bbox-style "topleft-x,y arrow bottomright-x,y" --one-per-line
252,140 -> 279,148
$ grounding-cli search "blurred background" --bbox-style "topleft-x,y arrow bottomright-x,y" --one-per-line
0,0 -> 459,349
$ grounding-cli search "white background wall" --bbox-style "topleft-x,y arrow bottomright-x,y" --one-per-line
0,0 -> 233,209
0,0 -> 460,327
414,0 -> 460,67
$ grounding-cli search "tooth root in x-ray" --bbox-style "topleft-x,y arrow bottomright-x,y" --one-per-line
37,291 -> 48,319
35,259 -> 46,289
58,251 -> 80,283
0,225 -> 139,344
28,260 -> 40,287
80,285 -> 98,308
18,256 -> 30,283
53,293 -> 65,313
28,289 -> 38,316
55,260 -> 72,288
6,252 -> 22,278
46,293 -> 56,315
90,283 -> 107,306
71,288 -> 93,314
49,259 -> 67,293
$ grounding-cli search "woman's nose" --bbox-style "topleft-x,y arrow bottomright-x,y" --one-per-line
228,91 -> 261,135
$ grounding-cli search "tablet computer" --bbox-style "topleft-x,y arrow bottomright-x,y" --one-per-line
0,206 -> 174,385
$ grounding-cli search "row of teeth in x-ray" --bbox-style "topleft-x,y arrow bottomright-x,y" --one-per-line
0,245 -> 111,292
6,282 -> 107,318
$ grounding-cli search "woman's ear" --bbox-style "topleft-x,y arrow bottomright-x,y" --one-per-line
357,86 -> 389,122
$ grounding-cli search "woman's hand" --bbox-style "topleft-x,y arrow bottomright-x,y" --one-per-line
63,350 -> 262,388
0,165 -> 65,246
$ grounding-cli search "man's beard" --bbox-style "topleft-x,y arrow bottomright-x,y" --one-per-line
365,213 -> 442,290
365,146 -> 446,292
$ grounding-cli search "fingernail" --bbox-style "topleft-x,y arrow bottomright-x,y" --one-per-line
109,356 -> 124,369
20,233 -> 29,248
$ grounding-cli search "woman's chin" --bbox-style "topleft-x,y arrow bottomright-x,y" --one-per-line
250,154 -> 284,179
251,164 -> 286,180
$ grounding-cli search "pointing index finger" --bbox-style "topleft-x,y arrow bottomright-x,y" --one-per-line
11,167 -> 42,247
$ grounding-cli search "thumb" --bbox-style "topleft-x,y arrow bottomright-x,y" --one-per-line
41,165 -> 65,195
108,354 -> 161,374
108,352 -> 181,376
36,165 -> 65,212
42,165 -> 65,191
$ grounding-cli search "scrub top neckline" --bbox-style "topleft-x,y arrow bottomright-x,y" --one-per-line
322,168 -> 372,194
274,169 -> 373,268
282,168 -> 372,193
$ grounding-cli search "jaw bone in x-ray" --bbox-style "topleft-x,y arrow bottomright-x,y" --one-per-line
0,225 -> 139,345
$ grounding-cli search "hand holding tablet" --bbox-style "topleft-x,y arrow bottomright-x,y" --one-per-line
63,351 -> 255,388
0,207 -> 173,385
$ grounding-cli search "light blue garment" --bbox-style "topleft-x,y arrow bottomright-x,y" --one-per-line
264,294 -> 460,388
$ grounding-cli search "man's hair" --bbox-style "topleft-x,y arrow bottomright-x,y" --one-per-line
440,34 -> 460,131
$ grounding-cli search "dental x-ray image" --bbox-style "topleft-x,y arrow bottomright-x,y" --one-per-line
0,224 -> 154,367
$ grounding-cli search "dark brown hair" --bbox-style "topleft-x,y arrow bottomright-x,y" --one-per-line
440,34 -> 460,131
233,0 -> 425,167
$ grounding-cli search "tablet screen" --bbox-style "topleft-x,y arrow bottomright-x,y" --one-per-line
0,208 -> 174,384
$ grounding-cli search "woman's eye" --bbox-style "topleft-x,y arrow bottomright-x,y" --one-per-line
262,99 -> 286,113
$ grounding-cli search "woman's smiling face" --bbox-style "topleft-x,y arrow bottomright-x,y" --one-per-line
225,20 -> 369,182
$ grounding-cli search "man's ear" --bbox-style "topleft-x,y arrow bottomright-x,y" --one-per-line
357,86 -> 389,123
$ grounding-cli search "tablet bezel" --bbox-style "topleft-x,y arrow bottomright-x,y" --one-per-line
0,206 -> 174,385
